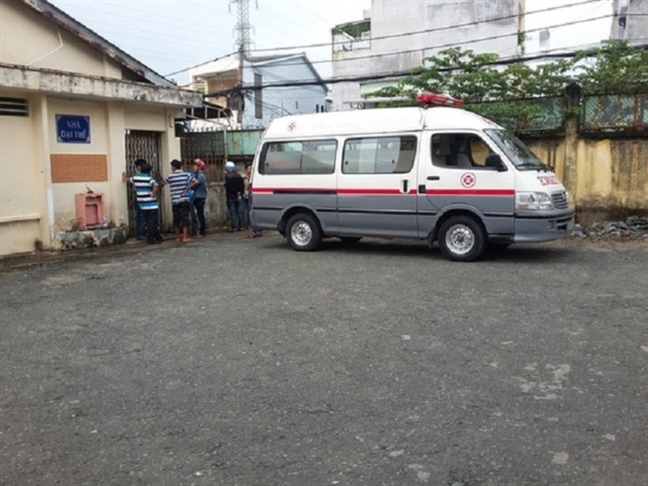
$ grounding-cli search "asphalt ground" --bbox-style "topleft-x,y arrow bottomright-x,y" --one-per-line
1,233 -> 647,485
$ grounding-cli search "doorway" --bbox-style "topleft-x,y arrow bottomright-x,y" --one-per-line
125,130 -> 162,236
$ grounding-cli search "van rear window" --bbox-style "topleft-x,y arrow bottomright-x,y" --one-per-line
259,140 -> 337,175
343,136 -> 417,174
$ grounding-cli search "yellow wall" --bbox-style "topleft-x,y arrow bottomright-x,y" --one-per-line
0,2 -> 189,256
0,90 -> 183,255
47,98 -> 110,231
527,136 -> 648,222
0,92 -> 43,255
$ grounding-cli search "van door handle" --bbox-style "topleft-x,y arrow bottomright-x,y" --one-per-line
427,176 -> 440,181
402,180 -> 408,193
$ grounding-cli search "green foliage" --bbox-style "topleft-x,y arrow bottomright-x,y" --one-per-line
369,41 -> 647,130
371,41 -> 647,102
573,40 -> 648,94
332,21 -> 370,39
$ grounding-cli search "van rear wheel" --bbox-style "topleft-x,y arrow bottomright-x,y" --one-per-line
438,215 -> 486,262
286,213 -> 322,251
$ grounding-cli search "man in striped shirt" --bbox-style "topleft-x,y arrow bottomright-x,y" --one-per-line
160,159 -> 194,243
122,160 -> 162,244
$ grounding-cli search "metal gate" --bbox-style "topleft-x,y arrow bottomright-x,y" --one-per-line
179,131 -> 227,183
124,130 -> 162,236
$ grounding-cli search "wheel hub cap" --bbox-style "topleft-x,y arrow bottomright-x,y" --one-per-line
446,224 -> 474,255
292,222 -> 312,246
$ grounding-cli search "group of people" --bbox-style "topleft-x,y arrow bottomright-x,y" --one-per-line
122,158 -> 260,244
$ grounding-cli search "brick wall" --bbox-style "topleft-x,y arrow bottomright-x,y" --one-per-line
50,154 -> 108,183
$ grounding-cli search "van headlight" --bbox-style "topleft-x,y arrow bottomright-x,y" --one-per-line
516,192 -> 554,210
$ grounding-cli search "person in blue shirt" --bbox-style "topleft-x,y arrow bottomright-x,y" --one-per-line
190,159 -> 208,238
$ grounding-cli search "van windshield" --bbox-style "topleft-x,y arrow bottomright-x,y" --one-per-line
485,129 -> 549,171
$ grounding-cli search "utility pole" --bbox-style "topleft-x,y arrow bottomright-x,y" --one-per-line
517,0 -> 527,56
229,0 -> 257,127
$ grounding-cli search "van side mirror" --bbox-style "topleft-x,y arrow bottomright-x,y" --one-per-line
485,153 -> 507,172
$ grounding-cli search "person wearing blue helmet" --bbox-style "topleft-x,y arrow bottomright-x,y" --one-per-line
223,161 -> 245,232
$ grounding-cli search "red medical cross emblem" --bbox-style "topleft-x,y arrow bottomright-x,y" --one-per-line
461,172 -> 476,188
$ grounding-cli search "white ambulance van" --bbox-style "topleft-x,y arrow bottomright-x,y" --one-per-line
250,94 -> 574,261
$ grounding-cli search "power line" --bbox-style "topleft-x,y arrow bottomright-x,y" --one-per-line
204,43 -> 648,97
164,0 -> 606,76
249,0 -> 605,55
180,10 -> 648,77
198,12 -> 618,78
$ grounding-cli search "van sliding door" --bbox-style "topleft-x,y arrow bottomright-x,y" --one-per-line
337,135 -> 419,238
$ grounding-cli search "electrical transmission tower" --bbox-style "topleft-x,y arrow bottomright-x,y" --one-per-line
229,0 -> 257,127
229,0 -> 257,55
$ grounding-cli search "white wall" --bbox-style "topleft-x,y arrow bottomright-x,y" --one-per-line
243,59 -> 327,128
331,0 -> 520,111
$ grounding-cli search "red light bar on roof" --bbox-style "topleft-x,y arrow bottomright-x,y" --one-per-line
416,92 -> 465,107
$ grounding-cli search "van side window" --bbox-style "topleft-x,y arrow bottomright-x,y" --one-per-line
343,136 -> 417,174
259,140 -> 337,175
431,133 -> 493,169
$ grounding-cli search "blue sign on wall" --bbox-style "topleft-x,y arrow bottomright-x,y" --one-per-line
56,115 -> 91,143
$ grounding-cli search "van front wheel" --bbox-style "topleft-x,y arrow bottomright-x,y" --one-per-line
438,216 -> 486,262
286,213 -> 322,251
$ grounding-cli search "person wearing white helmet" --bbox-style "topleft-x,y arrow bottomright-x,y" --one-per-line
223,161 -> 245,232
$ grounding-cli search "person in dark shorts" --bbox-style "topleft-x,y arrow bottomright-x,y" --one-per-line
161,159 -> 193,243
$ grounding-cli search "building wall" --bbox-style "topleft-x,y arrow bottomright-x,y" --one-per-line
0,1 -> 189,256
611,0 -> 648,45
626,0 -> 648,44
0,1 -> 121,78
332,0 -> 520,111
243,60 -> 327,129
0,92 -> 43,255
528,137 -> 648,221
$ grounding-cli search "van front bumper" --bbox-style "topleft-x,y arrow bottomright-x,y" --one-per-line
514,209 -> 575,242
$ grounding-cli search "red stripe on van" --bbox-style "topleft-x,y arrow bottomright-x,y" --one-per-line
338,188 -> 410,195
426,189 -> 515,196
253,188 -> 512,196
253,188 -> 416,195
252,187 -> 334,194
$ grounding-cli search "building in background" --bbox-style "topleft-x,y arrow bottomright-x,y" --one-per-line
188,52 -> 328,130
331,0 -> 525,111
611,0 -> 648,45
0,0 -> 202,256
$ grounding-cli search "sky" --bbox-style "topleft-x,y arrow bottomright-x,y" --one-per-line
48,0 -> 373,84
48,0 -> 613,85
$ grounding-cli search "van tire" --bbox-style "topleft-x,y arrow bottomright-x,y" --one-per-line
438,215 -> 486,262
286,213 -> 322,251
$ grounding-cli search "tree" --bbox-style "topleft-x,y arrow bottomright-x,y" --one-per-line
574,40 -> 648,94
368,41 -> 647,130
370,40 -> 647,103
